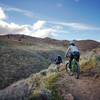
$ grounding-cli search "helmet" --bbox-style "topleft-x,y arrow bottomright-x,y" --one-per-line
69,40 -> 75,46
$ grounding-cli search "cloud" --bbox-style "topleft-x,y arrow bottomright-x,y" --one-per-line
0,7 -> 6,20
6,7 -> 37,19
62,23 -> 94,30
0,19 -> 58,38
0,20 -> 31,35
0,5 -> 60,38
0,8 -> 30,35
0,3 -> 53,20
0,19 -> 100,39
48,21 -> 100,31
33,20 -> 46,30
0,3 -> 37,19
0,4 -> 100,40
32,20 -> 58,38
33,28 -> 57,38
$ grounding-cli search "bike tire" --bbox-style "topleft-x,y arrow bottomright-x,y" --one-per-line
75,61 -> 80,79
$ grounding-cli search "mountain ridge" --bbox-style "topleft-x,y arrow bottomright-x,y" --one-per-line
0,34 -> 100,51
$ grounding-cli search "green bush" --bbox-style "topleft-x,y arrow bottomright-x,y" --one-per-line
45,74 -> 64,100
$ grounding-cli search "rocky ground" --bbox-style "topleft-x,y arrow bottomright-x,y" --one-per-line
57,72 -> 100,100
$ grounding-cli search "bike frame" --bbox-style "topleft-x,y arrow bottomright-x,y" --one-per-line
66,56 -> 80,79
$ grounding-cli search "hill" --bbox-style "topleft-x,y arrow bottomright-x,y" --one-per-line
0,34 -> 100,100
0,34 -> 65,89
0,53 -> 100,100
0,34 -> 100,89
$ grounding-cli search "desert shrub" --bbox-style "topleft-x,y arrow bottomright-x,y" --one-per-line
29,90 -> 42,100
40,69 -> 48,76
30,73 -> 63,100
96,56 -> 100,61
80,55 -> 97,72
95,56 -> 100,73
80,51 -> 100,74
29,89 -> 51,100
45,74 -> 64,100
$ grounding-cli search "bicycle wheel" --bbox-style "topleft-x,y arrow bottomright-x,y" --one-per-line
72,59 -> 80,79
75,61 -> 80,79
66,62 -> 73,75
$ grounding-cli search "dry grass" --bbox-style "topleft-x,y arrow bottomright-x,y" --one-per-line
80,52 -> 99,73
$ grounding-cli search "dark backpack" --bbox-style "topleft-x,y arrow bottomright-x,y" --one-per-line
55,56 -> 62,64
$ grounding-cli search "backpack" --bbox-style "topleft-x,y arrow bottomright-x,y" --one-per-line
55,56 -> 62,64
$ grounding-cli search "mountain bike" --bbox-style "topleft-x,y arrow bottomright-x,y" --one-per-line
66,57 -> 80,79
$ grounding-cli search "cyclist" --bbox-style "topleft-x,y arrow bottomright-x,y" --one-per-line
65,40 -> 80,71
55,55 -> 63,71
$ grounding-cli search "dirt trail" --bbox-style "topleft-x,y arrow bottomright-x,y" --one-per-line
57,73 -> 100,100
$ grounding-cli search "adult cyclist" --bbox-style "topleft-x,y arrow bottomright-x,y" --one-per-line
65,41 -> 80,74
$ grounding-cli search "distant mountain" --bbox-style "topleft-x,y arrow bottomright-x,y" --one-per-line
0,34 -> 99,51
0,34 -> 69,47
76,40 -> 100,52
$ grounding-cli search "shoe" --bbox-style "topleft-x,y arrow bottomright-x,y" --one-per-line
70,72 -> 73,76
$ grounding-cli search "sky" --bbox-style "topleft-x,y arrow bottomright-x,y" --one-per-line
0,0 -> 100,41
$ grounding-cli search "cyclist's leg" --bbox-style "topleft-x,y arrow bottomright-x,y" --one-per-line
75,52 -> 80,79
69,53 -> 73,70
75,52 -> 80,62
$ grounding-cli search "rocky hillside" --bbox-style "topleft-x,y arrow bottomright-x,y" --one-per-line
0,35 -> 65,89
0,34 -> 100,94
0,51 -> 100,100
76,40 -> 100,52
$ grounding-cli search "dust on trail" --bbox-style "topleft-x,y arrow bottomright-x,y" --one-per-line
57,73 -> 100,100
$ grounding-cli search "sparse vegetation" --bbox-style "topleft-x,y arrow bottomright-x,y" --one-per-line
29,68 -> 63,100
0,37 -> 65,89
0,35 -> 100,100
45,74 -> 63,100
80,52 -> 100,73
80,55 -> 96,71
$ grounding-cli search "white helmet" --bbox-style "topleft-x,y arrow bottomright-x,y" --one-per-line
69,40 -> 75,46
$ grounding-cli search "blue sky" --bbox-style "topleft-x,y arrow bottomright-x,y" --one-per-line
0,0 -> 100,41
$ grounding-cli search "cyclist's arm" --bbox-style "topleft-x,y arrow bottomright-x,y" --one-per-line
65,47 -> 70,57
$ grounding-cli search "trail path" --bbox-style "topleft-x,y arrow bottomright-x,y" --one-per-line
57,73 -> 100,100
